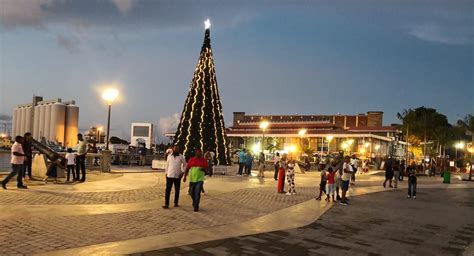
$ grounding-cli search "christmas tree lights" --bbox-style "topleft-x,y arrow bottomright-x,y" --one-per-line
174,20 -> 230,165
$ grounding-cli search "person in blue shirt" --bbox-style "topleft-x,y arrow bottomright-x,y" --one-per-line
237,149 -> 247,176
245,153 -> 254,175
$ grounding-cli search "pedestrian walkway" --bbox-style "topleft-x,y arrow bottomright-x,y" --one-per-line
140,187 -> 474,256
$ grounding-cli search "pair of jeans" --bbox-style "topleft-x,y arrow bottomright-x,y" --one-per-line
24,156 -> 32,178
76,154 -> 86,181
408,176 -> 417,197
2,164 -> 24,187
66,165 -> 76,181
165,177 -> 181,206
245,164 -> 252,175
238,163 -> 245,175
189,181 -> 203,209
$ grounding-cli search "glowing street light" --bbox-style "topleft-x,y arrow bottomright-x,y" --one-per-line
204,19 -> 211,29
375,144 -> 381,150
455,142 -> 465,149
102,88 -> 119,150
298,129 -> 307,137
259,120 -> 270,152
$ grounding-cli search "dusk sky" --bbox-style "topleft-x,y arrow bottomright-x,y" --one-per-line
0,0 -> 473,141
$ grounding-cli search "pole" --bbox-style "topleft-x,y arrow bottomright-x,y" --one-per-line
261,129 -> 265,153
106,104 -> 111,150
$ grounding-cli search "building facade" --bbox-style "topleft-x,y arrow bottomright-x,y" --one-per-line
227,111 -> 406,159
11,96 -> 79,147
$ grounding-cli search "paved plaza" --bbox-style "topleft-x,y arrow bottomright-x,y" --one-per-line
0,169 -> 472,255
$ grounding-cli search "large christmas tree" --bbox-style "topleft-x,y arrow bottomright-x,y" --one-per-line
174,20 -> 230,165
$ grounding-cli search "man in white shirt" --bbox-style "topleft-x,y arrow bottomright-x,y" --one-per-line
2,136 -> 28,189
163,145 -> 187,209
340,156 -> 353,205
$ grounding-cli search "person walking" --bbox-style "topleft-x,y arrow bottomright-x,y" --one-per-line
75,133 -> 88,182
237,149 -> 247,176
258,152 -> 265,178
286,155 -> 296,195
22,132 -> 33,180
350,154 -> 358,185
245,153 -> 253,176
65,148 -> 76,182
407,161 -> 417,199
393,160 -> 400,188
399,160 -> 406,181
383,157 -> 394,188
2,136 -> 28,189
273,152 -> 281,181
162,145 -> 187,209
340,156 -> 353,205
138,143 -> 147,168
183,149 -> 208,212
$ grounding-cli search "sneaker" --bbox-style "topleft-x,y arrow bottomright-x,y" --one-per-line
336,195 -> 341,201
315,197 -> 321,200
174,204 -> 179,207
17,185 -> 28,189
194,207 -> 199,212
413,196 -> 416,199
339,201 -> 349,206
407,195 -> 411,198
286,192 -> 291,196
162,205 -> 169,209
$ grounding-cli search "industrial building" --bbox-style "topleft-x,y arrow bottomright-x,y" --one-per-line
11,96 -> 79,147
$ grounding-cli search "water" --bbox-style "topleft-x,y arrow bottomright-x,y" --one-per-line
0,152 -> 12,172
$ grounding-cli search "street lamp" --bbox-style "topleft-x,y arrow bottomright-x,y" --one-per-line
102,88 -> 119,150
259,121 -> 269,152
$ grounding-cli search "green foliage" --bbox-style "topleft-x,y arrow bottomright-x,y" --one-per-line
397,107 -> 452,144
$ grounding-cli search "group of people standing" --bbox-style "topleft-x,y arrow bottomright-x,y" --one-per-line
383,158 -> 417,199
316,155 -> 354,205
1,133 -> 89,189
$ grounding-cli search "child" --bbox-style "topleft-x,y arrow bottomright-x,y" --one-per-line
326,167 -> 336,202
65,148 -> 76,182
44,160 -> 59,184
316,167 -> 327,200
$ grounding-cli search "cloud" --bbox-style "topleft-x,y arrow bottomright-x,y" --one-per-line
408,24 -> 473,45
0,0 -> 53,29
56,33 -> 80,53
158,113 -> 181,136
110,0 -> 137,14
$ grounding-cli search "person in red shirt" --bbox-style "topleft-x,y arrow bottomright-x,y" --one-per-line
183,149 -> 208,212
326,167 -> 336,202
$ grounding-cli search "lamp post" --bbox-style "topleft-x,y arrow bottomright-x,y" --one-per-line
298,129 -> 307,155
97,126 -> 103,144
259,121 -> 269,153
326,135 -> 333,154
102,89 -> 119,150
455,141 -> 465,168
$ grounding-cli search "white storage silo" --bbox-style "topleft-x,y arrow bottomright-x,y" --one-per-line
25,106 -> 33,134
19,107 -> 26,136
50,103 -> 66,145
65,105 -> 79,147
11,108 -> 18,137
38,104 -> 46,139
33,105 -> 40,139
43,104 -> 52,141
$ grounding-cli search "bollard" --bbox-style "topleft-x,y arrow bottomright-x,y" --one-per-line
101,150 -> 112,172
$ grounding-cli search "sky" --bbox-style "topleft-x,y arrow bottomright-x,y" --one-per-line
0,0 -> 473,141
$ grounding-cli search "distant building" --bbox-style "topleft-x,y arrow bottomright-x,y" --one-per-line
11,96 -> 79,147
226,111 -> 406,158
131,123 -> 154,149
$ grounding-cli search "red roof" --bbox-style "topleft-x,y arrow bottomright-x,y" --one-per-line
347,126 -> 397,132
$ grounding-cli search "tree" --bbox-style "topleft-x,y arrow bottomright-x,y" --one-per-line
173,23 -> 230,165
397,107 -> 452,156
